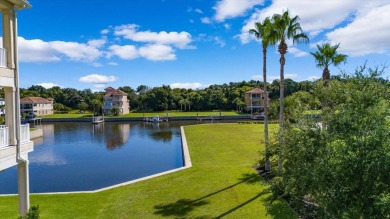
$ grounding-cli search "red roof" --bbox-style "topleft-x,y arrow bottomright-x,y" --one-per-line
104,88 -> 127,97
245,88 -> 266,94
20,97 -> 52,104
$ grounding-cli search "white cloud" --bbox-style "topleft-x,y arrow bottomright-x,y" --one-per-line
114,24 -> 193,49
214,36 -> 226,47
108,61 -> 119,66
326,3 -> 390,56
288,47 -> 309,57
214,0 -> 264,22
36,82 -> 61,89
195,9 -> 203,14
308,76 -> 320,81
17,37 -> 60,62
224,24 -> 231,29
201,17 -> 212,24
238,0 -> 365,44
139,44 -> 176,61
170,82 -> 207,89
87,38 -> 107,48
49,41 -> 103,62
91,62 -> 103,67
79,74 -> 118,84
107,45 -> 139,60
100,29 -> 109,35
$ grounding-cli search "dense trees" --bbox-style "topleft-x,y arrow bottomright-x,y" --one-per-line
270,65 -> 390,218
0,79 -> 318,113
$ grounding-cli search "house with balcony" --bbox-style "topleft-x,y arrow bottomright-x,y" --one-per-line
244,88 -> 270,113
102,87 -> 130,115
20,96 -> 54,117
0,0 -> 33,216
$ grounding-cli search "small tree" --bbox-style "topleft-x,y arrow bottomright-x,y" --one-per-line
77,102 -> 89,113
111,107 -> 120,116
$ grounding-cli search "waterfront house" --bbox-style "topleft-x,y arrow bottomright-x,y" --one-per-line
20,96 -> 54,117
102,87 -> 130,115
0,0 -> 33,216
244,88 -> 270,113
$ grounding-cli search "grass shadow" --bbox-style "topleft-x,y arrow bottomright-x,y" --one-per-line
153,173 -> 261,218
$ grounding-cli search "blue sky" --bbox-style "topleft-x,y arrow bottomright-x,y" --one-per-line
11,0 -> 390,91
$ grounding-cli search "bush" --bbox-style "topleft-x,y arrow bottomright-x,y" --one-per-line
18,205 -> 39,219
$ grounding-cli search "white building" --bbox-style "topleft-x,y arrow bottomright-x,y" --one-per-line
102,87 -> 130,115
0,0 -> 33,216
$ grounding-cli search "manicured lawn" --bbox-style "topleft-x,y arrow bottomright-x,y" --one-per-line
43,111 -> 245,119
0,124 -> 295,218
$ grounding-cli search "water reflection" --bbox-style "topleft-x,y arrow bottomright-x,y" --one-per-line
92,123 -> 130,150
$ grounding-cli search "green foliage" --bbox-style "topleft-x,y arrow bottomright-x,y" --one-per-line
270,65 -> 390,218
18,205 -> 39,219
111,107 -> 120,116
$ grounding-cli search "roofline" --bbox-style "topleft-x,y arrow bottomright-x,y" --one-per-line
9,0 -> 31,9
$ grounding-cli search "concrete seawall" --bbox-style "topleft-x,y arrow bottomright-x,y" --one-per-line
39,115 -> 252,123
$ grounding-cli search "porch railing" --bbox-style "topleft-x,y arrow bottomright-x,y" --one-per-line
21,124 -> 30,143
0,48 -> 7,68
0,125 -> 9,148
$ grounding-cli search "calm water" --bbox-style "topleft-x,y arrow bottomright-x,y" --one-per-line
0,121 -> 200,194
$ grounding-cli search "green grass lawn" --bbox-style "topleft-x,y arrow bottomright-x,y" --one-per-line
0,124 -> 295,218
43,111 -> 245,119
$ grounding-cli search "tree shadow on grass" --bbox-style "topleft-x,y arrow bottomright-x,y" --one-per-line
263,191 -> 298,219
153,173 -> 260,218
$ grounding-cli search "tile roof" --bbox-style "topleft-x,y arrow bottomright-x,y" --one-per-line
245,88 -> 266,94
104,88 -> 127,97
20,97 -> 52,104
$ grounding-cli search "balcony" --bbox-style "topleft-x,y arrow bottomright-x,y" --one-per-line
0,48 -> 7,68
0,125 -> 9,148
0,124 -> 30,149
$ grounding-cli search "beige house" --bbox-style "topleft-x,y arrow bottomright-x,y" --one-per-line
244,88 -> 270,113
102,87 -> 130,115
0,0 -> 33,216
20,97 -> 54,116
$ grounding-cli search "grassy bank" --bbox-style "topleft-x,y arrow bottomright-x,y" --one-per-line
0,124 -> 295,218
43,111 -> 244,119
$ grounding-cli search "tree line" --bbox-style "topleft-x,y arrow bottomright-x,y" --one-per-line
0,78 -> 319,114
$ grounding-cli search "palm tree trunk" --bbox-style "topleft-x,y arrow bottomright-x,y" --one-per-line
263,45 -> 270,172
278,42 -> 287,173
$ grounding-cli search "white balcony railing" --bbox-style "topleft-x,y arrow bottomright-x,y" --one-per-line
0,48 -> 7,68
21,124 -> 30,143
0,125 -> 9,148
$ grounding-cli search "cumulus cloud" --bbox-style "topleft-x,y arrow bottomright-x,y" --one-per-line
107,45 -> 139,60
195,9 -> 203,14
108,61 -> 119,66
17,37 -> 60,62
114,24 -> 193,49
87,37 -> 107,48
36,82 -> 61,89
214,0 -> 264,22
50,41 -> 102,62
79,74 -> 118,84
214,36 -> 226,47
139,44 -> 176,61
326,3 -> 390,56
170,82 -> 207,89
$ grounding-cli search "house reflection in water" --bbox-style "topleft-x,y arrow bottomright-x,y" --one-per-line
92,123 -> 130,150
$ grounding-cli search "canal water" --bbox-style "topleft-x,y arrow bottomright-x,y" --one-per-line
0,121 -> 204,194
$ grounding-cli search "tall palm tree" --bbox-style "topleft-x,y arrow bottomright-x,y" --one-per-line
310,42 -> 347,87
271,10 -> 309,172
249,17 -> 275,172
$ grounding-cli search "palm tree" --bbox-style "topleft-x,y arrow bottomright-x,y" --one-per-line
310,42 -> 347,87
271,10 -> 309,172
249,17 -> 275,172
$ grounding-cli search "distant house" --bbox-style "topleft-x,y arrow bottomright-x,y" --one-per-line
244,88 -> 270,113
0,98 -> 4,115
20,97 -> 54,116
102,87 -> 130,115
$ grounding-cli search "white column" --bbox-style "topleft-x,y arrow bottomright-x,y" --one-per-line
1,8 -> 15,69
18,160 -> 30,216
4,87 -> 16,145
